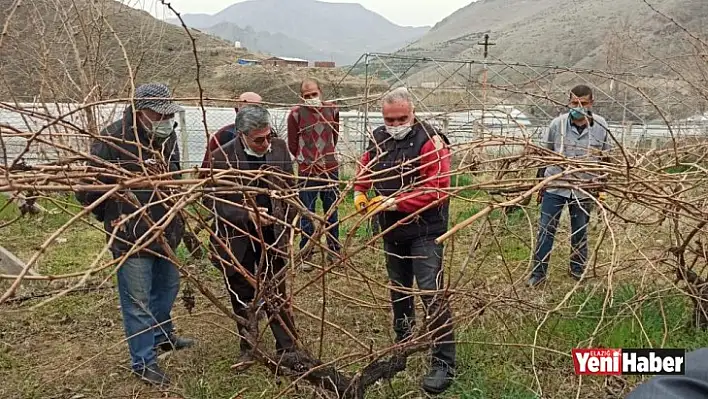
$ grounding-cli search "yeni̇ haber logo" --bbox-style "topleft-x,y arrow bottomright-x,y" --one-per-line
572,348 -> 685,375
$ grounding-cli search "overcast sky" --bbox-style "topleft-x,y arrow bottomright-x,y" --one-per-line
128,0 -> 474,27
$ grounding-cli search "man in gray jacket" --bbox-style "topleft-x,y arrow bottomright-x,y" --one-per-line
527,85 -> 613,287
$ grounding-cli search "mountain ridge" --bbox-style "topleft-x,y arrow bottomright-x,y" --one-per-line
398,0 -> 708,77
168,0 -> 429,65
0,0 -> 385,103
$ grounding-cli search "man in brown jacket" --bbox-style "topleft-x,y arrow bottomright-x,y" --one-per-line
203,105 -> 299,369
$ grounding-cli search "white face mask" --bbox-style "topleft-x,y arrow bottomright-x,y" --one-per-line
241,135 -> 272,158
304,97 -> 322,107
386,124 -> 412,140
144,118 -> 174,139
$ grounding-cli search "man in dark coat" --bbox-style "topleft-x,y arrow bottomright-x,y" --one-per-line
199,91 -> 278,175
76,83 -> 193,387
625,348 -> 708,398
353,87 -> 456,395
203,105 -> 299,369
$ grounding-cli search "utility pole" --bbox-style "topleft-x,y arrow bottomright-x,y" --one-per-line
477,33 -> 495,138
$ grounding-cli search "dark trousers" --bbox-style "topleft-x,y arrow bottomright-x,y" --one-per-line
384,236 -> 456,368
220,229 -> 296,354
531,192 -> 593,277
298,170 -> 341,253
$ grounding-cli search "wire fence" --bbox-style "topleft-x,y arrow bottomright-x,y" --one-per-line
3,46 -> 708,398
2,99 -> 708,172
3,52 -> 708,171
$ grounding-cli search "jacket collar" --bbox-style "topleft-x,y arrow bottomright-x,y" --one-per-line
568,109 -> 595,127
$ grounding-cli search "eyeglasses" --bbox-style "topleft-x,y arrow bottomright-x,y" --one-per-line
384,115 -> 410,124
251,135 -> 271,145
302,92 -> 319,99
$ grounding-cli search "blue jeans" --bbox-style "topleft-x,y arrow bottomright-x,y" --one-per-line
531,192 -> 593,277
298,171 -> 340,253
116,255 -> 181,370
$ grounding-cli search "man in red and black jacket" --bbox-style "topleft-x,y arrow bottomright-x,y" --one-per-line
353,87 -> 456,395
287,78 -> 341,269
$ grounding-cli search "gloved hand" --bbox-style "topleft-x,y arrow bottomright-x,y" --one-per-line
598,191 -> 607,203
354,191 -> 369,214
367,195 -> 397,214
537,189 -> 545,205
247,206 -> 273,226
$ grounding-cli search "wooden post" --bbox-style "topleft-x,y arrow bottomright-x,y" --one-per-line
0,245 -> 38,276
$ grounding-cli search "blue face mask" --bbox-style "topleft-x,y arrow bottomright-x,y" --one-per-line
569,107 -> 587,120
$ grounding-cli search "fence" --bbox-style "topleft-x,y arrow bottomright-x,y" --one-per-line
2,101 -> 707,172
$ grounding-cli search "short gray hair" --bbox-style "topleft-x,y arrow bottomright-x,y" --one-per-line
382,87 -> 414,106
235,105 -> 271,135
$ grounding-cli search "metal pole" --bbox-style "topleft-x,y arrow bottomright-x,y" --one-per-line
362,53 -> 379,236
363,53 -> 370,155
178,110 -> 189,171
477,34 -> 495,140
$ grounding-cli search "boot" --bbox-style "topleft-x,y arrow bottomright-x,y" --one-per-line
421,295 -> 456,394
422,358 -> 455,394
157,334 -> 196,352
132,363 -> 171,388
301,252 -> 314,272
232,347 -> 255,372
232,319 -> 257,372
232,333 -> 256,372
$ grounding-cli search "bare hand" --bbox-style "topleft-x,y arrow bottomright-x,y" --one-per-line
248,207 -> 273,226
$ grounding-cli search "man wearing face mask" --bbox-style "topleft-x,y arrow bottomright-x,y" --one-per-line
76,83 -> 193,387
287,78 -> 341,271
352,87 -> 456,395
200,92 -> 279,175
527,85 -> 613,287
204,105 -> 300,371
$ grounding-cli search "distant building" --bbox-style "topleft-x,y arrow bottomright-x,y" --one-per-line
264,56 -> 309,67
314,61 -> 335,68
234,41 -> 242,48
237,58 -> 260,66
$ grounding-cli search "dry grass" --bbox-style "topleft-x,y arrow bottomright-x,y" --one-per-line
1,186 -> 705,399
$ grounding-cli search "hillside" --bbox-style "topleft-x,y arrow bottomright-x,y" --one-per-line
168,0 -> 429,65
399,0 -> 708,76
204,23 -> 327,62
0,0 -> 385,105
0,0 -> 260,101
209,64 -> 388,107
368,0 -> 708,120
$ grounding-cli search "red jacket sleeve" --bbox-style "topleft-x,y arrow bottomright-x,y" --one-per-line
395,137 -> 451,213
287,107 -> 299,156
200,126 -> 234,177
201,134 -> 222,169
353,150 -> 372,193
